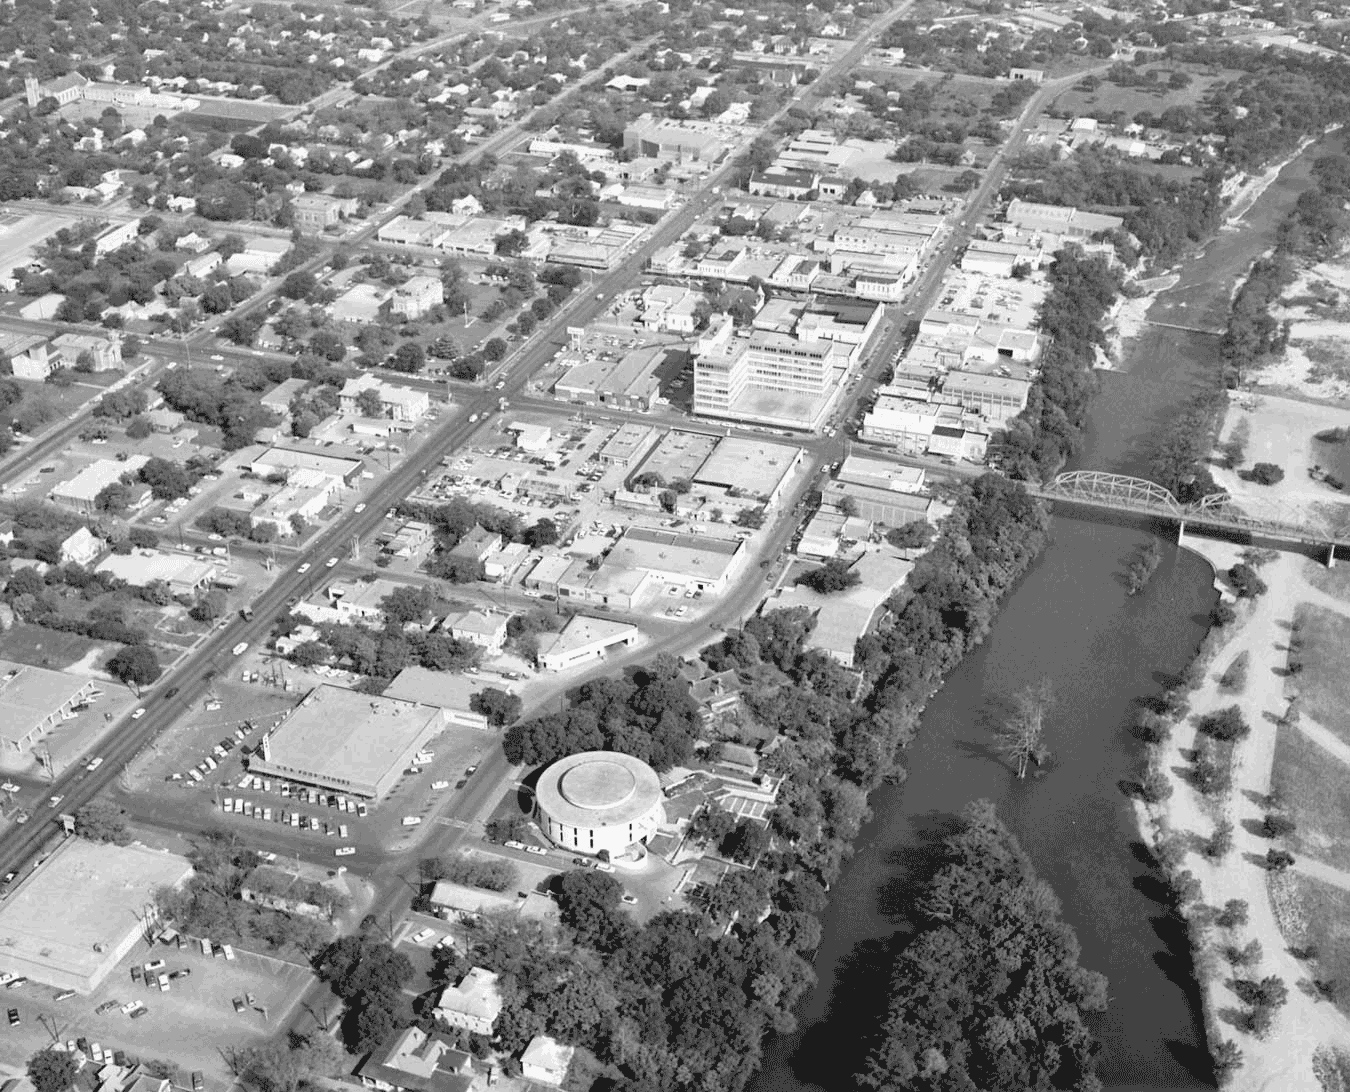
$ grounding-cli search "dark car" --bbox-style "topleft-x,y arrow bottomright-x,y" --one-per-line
163,688 -> 179,700
7,1009 -> 17,1027
168,968 -> 192,981
191,1073 -> 204,1092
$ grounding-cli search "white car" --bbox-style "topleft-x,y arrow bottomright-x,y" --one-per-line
411,928 -> 434,944
86,757 -> 103,771
354,503 -> 366,513
430,780 -> 450,790
525,845 -> 548,856
210,355 -> 224,362
131,708 -> 146,720
334,846 -> 356,857
297,562 -> 311,574
232,642 -> 249,656
325,557 -> 339,568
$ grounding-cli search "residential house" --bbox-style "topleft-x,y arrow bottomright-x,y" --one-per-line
444,610 -> 507,654
291,193 -> 358,234
339,374 -> 430,422
58,527 -> 102,568
389,275 -> 444,321
520,1037 -> 574,1086
358,1026 -> 473,1092
449,526 -> 501,564
435,968 -> 502,1035
50,333 -> 121,372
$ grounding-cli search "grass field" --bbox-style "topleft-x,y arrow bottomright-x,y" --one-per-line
1271,720 -> 1350,874
0,622 -> 103,670
1289,603 -> 1350,749
1049,64 -> 1236,120
1292,873 -> 1350,1019
1302,556 -> 1350,605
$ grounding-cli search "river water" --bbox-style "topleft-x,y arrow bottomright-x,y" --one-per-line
751,144 -> 1333,1092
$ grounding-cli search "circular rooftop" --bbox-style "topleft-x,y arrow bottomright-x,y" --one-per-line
560,760 -> 636,810
536,751 -> 662,829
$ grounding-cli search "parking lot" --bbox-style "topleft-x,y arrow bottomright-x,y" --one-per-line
0,936 -> 313,1084
122,663 -> 496,860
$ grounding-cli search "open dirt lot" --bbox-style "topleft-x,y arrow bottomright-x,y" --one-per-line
0,939 -> 313,1085
1272,716 -> 1350,875
1213,392 -> 1350,534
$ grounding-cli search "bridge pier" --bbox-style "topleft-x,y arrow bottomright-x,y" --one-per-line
1329,543 -> 1337,569
1178,520 -> 1185,544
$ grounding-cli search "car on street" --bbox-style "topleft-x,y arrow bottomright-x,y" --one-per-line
86,757 -> 103,771
525,845 -> 548,856
325,557 -> 339,568
130,708 -> 146,720
8,1009 -> 18,1027
163,687 -> 179,700
465,766 -> 477,776
54,990 -> 75,1002
231,642 -> 248,656
335,846 -> 355,857
48,796 -> 62,809
297,563 -> 311,574
354,503 -> 366,513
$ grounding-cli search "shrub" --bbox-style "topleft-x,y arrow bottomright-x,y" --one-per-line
1249,462 -> 1285,485
1261,813 -> 1297,839
1211,1039 -> 1243,1086
1202,819 -> 1234,860
1229,563 -> 1267,598
1216,899 -> 1249,930
1141,767 -> 1174,802
1192,741 -> 1232,797
1264,848 -> 1295,872
1210,601 -> 1237,627
1197,706 -> 1249,742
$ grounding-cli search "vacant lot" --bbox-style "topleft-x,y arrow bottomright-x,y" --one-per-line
0,622 -> 101,670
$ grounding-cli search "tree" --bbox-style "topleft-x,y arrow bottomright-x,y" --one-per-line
994,678 -> 1054,779
280,271 -> 317,300
1265,848 -> 1295,872
483,338 -> 507,362
189,589 -> 228,623
800,558 -> 860,594
1249,462 -> 1284,485
470,687 -> 523,727
1229,563 -> 1267,598
556,869 -> 630,953
74,799 -> 131,845
379,584 -> 437,629
523,519 -> 558,548
390,342 -> 425,373
886,521 -> 933,550
356,388 -> 384,418
107,644 -> 162,692
28,1049 -> 79,1092
735,507 -> 766,529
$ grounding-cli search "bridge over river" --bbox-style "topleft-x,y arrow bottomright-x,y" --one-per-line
1028,471 -> 1348,563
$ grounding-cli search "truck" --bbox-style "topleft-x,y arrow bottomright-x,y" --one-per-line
239,608 -> 254,621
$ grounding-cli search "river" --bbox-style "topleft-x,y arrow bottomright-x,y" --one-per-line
750,142 -> 1335,1092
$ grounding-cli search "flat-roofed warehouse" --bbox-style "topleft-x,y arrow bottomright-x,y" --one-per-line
248,684 -> 445,798
0,660 -> 97,752
607,526 -> 743,593
693,436 -> 803,507
0,838 -> 192,994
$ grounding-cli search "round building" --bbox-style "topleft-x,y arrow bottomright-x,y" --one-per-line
535,751 -> 665,859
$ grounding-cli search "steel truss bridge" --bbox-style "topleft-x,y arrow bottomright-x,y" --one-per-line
1028,471 -> 1350,555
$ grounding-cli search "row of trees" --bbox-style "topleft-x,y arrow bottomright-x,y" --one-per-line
999,248 -> 1122,483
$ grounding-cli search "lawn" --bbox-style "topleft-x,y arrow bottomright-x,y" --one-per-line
1048,64 -> 1235,120
1289,603 -> 1350,750
0,622 -> 103,670
1302,556 -> 1350,606
1292,873 -> 1350,1019
1270,719 -> 1350,875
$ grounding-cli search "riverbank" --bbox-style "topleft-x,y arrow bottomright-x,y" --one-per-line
1137,538 -> 1350,1091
